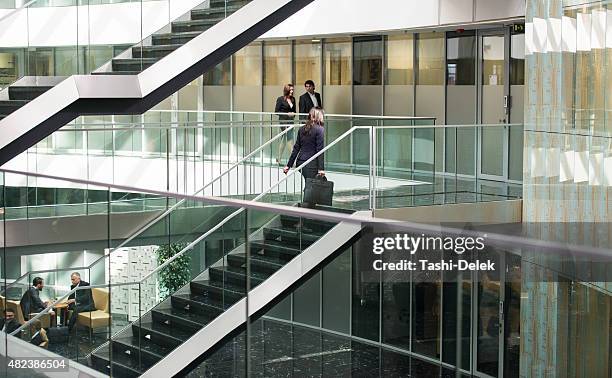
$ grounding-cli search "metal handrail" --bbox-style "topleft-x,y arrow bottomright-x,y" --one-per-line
150,109 -> 437,120
52,122 -> 513,133
1,124 -> 300,295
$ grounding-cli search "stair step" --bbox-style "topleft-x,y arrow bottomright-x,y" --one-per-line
190,279 -> 245,303
263,226 -> 322,246
171,18 -> 220,33
112,335 -> 170,364
279,214 -> 336,232
227,252 -> 285,275
249,239 -> 302,261
0,100 -> 28,116
131,44 -> 181,59
90,349 -> 142,378
132,321 -> 192,349
110,339 -> 159,372
152,31 -> 202,46
208,265 -> 267,289
112,58 -> 158,72
8,86 -> 53,101
190,4 -> 243,20
152,306 -> 213,333
171,293 -> 226,317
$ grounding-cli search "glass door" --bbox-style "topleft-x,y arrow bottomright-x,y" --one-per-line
473,249 -> 522,378
478,30 -> 509,181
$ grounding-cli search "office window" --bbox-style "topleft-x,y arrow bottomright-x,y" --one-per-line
353,36 -> 382,85
54,47 -> 80,76
295,40 -> 321,89
510,32 -> 524,86
27,48 -> 54,76
417,33 -> 444,85
203,58 -> 231,86
233,43 -> 262,112
384,34 -> 414,116
263,42 -> 291,112
263,42 -> 291,86
0,49 -> 23,87
386,34 -> 414,85
324,38 -> 351,86
233,43 -> 262,86
446,32 -> 475,85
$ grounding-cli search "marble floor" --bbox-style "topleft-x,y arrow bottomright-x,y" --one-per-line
186,319 -> 470,377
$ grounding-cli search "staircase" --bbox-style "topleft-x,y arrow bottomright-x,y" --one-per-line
0,1 -> 249,121
0,0 -> 314,165
89,206 -> 360,377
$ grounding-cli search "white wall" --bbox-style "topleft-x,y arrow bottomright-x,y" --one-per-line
262,0 -> 525,39
0,0 -> 525,47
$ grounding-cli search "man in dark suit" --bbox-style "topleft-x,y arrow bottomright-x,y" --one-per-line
0,309 -> 21,334
66,272 -> 95,330
20,277 -> 53,319
298,80 -> 323,118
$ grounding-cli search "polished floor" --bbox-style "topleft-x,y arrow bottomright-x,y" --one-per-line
187,319 -> 470,377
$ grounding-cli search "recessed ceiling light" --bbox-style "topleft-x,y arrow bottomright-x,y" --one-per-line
312,39 -> 321,43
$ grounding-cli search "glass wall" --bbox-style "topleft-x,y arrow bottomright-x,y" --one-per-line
203,58 -> 231,111
233,43 -> 262,112
323,38 -> 352,167
0,44 -> 129,88
384,34 -> 414,116
294,40 -> 321,93
446,31 -> 476,176
353,36 -> 382,115
263,42 -> 292,112
262,237 -> 527,377
415,33 -> 445,172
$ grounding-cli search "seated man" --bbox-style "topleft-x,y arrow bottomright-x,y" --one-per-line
20,277 -> 54,320
66,272 -> 95,331
0,309 -> 20,334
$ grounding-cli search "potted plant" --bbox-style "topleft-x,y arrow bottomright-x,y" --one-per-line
156,243 -> 191,300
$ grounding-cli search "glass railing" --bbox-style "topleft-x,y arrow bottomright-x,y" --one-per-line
2,169 -> 609,377
5,112 -> 434,219
3,116 -> 428,304
1,122 -> 513,306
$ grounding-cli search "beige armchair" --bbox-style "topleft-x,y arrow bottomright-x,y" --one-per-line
0,295 -> 51,330
77,288 -> 111,337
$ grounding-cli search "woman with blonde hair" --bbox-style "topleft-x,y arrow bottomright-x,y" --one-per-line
275,83 -> 296,164
283,107 -> 325,180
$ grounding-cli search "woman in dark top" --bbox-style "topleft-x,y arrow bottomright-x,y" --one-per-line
283,107 -> 325,180
275,83 -> 296,164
